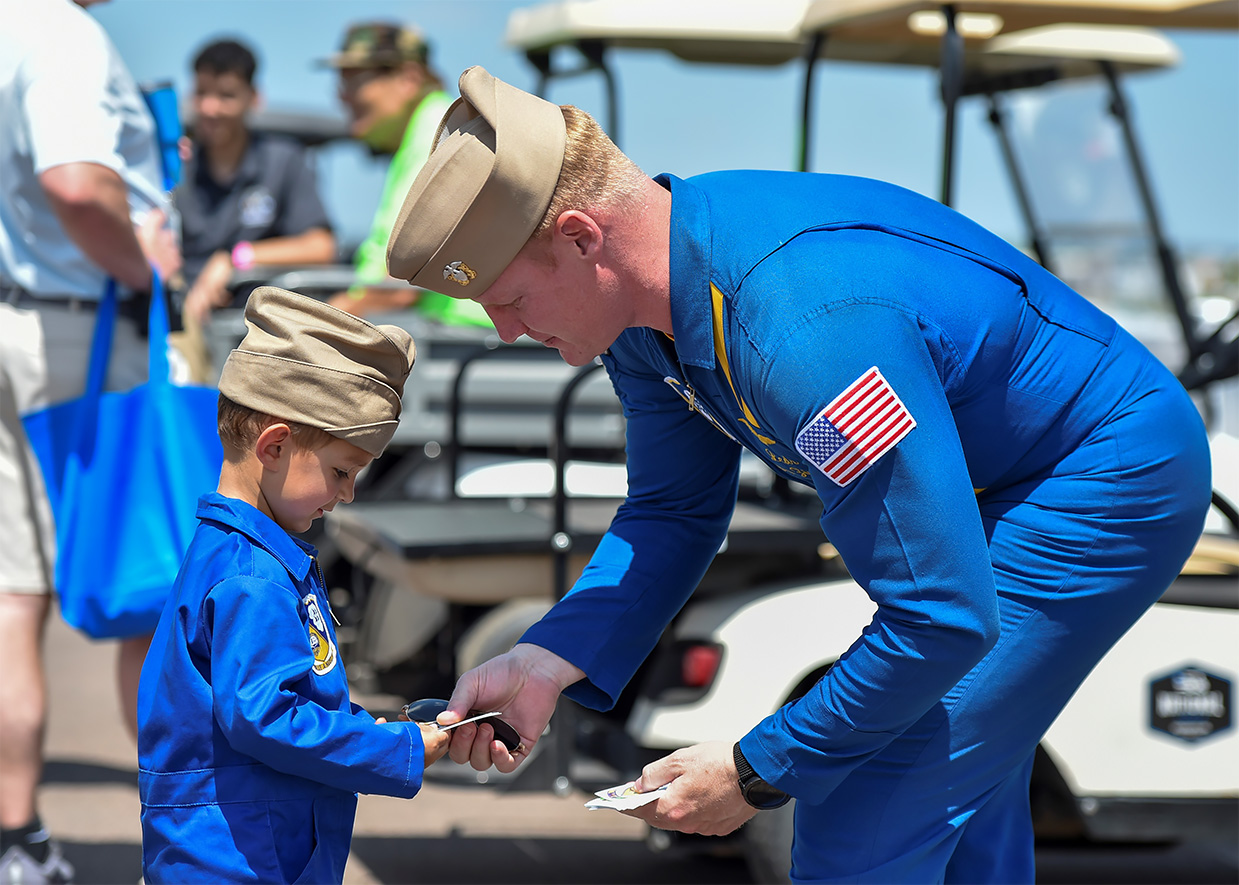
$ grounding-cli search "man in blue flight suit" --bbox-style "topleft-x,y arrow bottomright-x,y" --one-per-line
384,67 -> 1211,882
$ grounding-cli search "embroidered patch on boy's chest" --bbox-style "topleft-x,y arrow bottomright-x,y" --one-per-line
302,592 -> 338,676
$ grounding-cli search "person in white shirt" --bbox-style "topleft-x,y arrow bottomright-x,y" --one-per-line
0,1 -> 180,881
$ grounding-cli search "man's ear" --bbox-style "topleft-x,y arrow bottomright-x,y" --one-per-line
255,423 -> 292,472
554,210 -> 602,260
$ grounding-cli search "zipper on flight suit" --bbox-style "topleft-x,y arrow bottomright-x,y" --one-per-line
311,556 -> 341,626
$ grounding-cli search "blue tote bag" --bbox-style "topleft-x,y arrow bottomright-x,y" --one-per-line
21,279 -> 223,638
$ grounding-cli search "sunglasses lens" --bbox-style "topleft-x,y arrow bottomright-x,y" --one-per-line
488,717 -> 521,753
402,697 -> 450,722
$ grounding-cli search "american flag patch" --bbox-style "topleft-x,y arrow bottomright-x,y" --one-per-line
794,367 -> 916,487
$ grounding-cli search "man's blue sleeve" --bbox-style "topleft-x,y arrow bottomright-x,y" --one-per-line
205,577 -> 425,797
520,352 -> 742,710
737,235 -> 1002,803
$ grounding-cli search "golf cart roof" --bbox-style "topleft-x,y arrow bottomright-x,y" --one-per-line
505,0 -> 1183,76
801,0 -> 1239,44
505,0 -> 809,66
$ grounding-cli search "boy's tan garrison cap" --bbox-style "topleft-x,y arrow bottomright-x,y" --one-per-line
218,287 -> 417,458
386,65 -> 566,296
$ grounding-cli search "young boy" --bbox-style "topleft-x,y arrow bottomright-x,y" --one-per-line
137,286 -> 446,884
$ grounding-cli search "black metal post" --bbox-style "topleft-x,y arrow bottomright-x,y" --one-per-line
445,342 -> 504,499
576,40 -> 619,145
939,5 -> 963,206
1099,60 -> 1201,366
985,92 -> 1055,273
526,41 -> 620,147
799,31 -> 826,173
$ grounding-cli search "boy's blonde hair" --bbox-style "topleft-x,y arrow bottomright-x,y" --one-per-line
217,394 -> 338,463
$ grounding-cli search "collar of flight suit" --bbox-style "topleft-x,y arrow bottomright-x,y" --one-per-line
657,173 -> 716,371
195,492 -> 316,583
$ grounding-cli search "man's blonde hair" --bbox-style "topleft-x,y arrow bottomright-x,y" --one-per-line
531,105 -> 646,241
217,394 -> 338,462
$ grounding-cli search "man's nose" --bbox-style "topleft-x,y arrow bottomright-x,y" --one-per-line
484,305 -> 526,344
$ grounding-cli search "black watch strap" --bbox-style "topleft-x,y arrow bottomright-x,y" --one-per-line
733,742 -> 791,809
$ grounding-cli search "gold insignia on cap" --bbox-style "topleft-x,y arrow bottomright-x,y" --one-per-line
443,260 -> 477,286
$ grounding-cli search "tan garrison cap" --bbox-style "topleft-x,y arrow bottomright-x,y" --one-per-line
218,287 -> 417,458
386,65 -> 566,296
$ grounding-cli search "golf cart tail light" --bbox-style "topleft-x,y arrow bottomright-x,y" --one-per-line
682,644 -> 722,688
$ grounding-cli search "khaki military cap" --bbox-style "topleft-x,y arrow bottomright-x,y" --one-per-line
386,65 -> 566,296
218,287 -> 417,458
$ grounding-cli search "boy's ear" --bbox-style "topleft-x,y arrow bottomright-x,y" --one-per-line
255,423 -> 292,472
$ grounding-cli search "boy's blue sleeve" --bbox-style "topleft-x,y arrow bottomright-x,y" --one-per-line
205,576 -> 426,798
520,352 -> 742,710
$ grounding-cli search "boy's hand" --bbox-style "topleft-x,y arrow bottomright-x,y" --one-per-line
419,721 -> 450,766
376,714 -> 448,766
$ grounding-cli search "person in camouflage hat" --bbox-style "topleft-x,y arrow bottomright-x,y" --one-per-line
319,22 -> 490,326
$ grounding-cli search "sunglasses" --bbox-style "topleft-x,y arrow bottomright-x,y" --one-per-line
401,697 -> 522,752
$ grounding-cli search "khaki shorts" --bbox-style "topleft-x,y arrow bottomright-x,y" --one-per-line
0,301 -> 147,594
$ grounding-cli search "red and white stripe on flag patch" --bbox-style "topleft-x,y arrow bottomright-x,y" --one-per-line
794,367 -> 916,487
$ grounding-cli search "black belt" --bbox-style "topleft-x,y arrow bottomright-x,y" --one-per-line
2,283 -> 146,319
1,286 -> 147,327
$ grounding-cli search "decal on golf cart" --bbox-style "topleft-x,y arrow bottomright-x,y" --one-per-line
1148,665 -> 1232,743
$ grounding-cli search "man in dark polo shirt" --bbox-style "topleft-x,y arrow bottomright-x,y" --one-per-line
176,38 -> 335,328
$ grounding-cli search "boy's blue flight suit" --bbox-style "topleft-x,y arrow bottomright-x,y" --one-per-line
138,494 -> 427,884
521,171 -> 1211,882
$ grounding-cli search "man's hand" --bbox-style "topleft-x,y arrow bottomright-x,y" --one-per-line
377,714 -> 450,767
440,643 -> 583,774
182,250 -> 234,325
621,741 -> 758,837
135,207 -> 181,284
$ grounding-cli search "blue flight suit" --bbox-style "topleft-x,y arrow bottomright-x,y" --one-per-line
520,171 -> 1211,882
138,494 -> 426,884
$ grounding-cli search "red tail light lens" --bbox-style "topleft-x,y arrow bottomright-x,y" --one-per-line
681,643 -> 723,688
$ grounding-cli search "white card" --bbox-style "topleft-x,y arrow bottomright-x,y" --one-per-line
584,781 -> 669,811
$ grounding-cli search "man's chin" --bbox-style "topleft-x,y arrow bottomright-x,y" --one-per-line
555,346 -> 600,368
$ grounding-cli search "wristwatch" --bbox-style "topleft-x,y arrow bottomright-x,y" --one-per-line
733,742 -> 791,809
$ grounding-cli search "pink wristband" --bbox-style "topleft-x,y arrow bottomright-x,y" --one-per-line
231,241 -> 256,271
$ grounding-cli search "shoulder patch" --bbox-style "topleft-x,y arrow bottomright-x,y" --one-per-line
794,367 -> 915,487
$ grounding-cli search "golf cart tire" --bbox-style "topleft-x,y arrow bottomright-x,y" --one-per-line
456,598 -> 555,675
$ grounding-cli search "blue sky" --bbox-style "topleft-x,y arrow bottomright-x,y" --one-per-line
91,0 -> 1237,255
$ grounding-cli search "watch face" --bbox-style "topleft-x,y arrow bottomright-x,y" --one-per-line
743,780 -> 791,810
